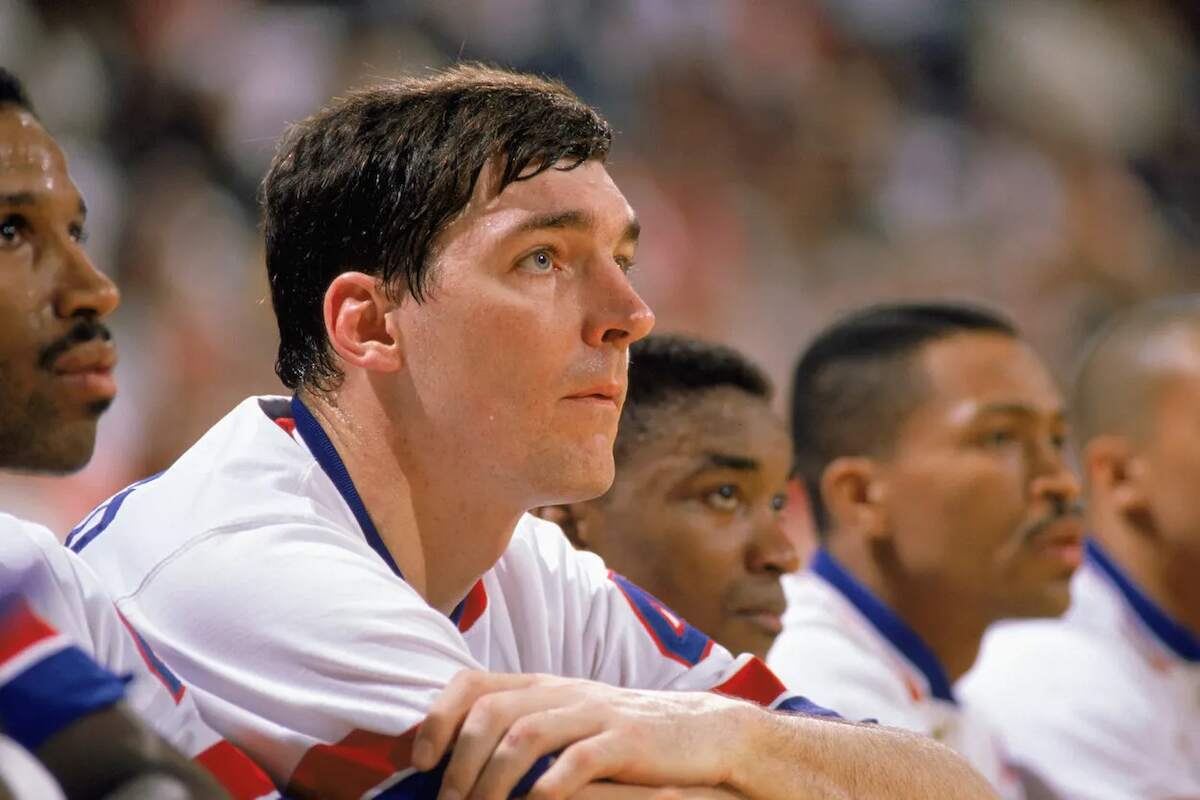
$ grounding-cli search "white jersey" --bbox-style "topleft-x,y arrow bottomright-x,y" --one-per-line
0,514 -> 276,799
69,396 -> 835,800
767,550 -> 1024,800
961,541 -> 1200,800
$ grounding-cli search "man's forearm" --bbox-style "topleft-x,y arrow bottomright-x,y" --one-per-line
726,706 -> 999,800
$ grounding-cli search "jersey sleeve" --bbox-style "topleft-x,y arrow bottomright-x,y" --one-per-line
0,593 -> 126,751
116,520 -> 552,800
511,518 -> 837,717
0,518 -> 276,800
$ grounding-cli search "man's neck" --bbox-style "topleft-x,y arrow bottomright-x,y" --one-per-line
301,389 -> 523,614
826,537 -> 988,684
1094,516 -> 1200,637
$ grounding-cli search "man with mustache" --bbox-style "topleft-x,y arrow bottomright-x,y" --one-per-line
768,302 -> 1084,800
70,66 -> 997,799
0,67 -> 275,798
539,333 -> 799,661
962,297 -> 1200,799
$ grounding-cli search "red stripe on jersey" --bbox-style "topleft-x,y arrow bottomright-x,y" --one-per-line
0,597 -> 57,666
287,725 -> 419,800
712,656 -> 787,707
195,740 -> 277,799
274,417 -> 297,436
457,580 -> 488,633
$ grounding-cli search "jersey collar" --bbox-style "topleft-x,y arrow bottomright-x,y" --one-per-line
290,395 -> 474,627
1085,539 -> 1200,663
811,548 -> 957,703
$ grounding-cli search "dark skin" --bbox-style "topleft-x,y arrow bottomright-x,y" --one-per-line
541,386 -> 799,659
0,106 -> 118,473
0,104 -> 230,799
821,332 -> 1083,681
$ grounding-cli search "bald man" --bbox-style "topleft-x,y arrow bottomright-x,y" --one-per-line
961,296 -> 1200,800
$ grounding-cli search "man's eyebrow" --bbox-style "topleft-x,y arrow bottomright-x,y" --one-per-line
702,452 -> 760,471
971,402 -> 1065,422
510,209 -> 640,244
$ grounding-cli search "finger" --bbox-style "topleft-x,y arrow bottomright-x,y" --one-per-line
414,671 -> 539,770
470,704 -> 606,800
529,731 -> 626,800
439,684 -> 574,800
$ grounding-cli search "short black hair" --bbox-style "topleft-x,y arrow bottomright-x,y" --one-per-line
262,63 -> 613,392
792,302 -> 1017,532
616,334 -> 772,464
0,68 -> 35,115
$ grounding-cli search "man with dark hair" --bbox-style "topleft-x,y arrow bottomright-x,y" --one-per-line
538,334 -> 799,660
0,67 -> 276,799
75,66 -> 997,799
962,296 -> 1200,799
768,301 -> 1084,799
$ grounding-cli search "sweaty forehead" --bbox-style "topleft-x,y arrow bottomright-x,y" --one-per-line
916,332 -> 1063,415
0,108 -> 71,195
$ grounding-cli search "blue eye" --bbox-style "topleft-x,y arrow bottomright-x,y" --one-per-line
517,249 -> 556,274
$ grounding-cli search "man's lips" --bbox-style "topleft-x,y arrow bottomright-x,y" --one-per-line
51,340 -> 117,375
49,341 -> 118,399
563,383 -> 623,407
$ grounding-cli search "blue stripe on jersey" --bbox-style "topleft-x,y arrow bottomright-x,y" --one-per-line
374,753 -> 555,799
810,549 -> 956,704
775,694 -> 842,718
291,395 -> 402,579
610,573 -> 713,667
290,395 -> 475,624
67,472 -> 164,553
1086,539 -> 1200,663
0,645 -> 128,750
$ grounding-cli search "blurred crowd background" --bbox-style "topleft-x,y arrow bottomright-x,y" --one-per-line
4,0 -> 1200,531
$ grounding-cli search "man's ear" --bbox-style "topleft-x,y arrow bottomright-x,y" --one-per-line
323,272 -> 404,374
1085,435 -> 1150,521
820,456 -> 891,542
533,504 -> 594,550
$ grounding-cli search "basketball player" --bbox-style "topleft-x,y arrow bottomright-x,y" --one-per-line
962,296 -> 1200,799
73,66 -> 996,800
767,302 -> 1084,799
538,334 -> 798,660
0,67 -> 275,799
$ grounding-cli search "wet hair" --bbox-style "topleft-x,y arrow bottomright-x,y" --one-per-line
0,68 -> 35,115
616,333 -> 772,464
1072,295 -> 1200,448
262,63 -> 613,392
791,302 -> 1017,533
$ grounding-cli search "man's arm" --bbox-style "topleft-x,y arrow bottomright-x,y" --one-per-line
413,671 -> 997,800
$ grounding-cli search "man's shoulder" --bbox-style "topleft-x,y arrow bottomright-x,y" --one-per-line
68,396 -> 360,594
961,618 -> 1150,728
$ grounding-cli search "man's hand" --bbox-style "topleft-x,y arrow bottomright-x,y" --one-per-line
411,671 -> 752,800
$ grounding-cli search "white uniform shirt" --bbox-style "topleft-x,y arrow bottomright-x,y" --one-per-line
0,514 -> 276,799
768,549 -> 1024,800
961,540 -> 1200,800
69,396 -> 835,800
